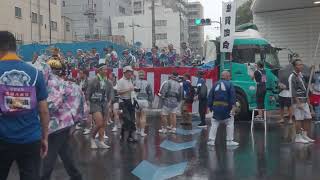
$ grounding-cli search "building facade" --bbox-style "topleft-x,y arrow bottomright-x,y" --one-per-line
161,0 -> 189,44
187,2 -> 204,55
112,2 -> 181,53
62,0 -> 132,41
0,0 -> 63,45
252,0 -> 320,66
61,16 -> 73,42
131,0 -> 188,47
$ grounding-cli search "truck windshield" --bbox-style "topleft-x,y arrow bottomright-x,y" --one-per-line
232,46 -> 280,70
262,48 -> 281,69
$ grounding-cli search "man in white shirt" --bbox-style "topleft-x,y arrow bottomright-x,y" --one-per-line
117,66 -> 137,143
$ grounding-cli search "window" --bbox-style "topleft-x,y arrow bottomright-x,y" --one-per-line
155,20 -> 167,27
94,4 -> 96,8
190,32 -> 199,37
50,21 -> 58,31
118,22 -> 124,29
119,6 -> 126,14
40,15 -> 43,25
134,10 -> 142,14
31,12 -> 38,23
95,19 -> 98,22
188,4 -> 197,9
66,22 -> 70,32
155,33 -> 167,40
62,1 -> 65,7
15,7 -> 22,18
189,26 -> 198,31
134,1 -> 142,9
51,0 -> 57,5
188,11 -> 198,16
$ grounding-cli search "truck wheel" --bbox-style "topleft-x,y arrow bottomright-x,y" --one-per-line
235,93 -> 249,121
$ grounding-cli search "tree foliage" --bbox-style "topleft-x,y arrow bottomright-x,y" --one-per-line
236,0 -> 253,26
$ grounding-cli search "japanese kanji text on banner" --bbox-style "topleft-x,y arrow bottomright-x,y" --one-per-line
220,1 -> 236,52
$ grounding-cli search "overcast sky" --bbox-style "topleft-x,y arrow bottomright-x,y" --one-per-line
187,0 -> 222,39
189,0 -> 247,39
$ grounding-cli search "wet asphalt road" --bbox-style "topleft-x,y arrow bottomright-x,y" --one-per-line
7,115 -> 320,180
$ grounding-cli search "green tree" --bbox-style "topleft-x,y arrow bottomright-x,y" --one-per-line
236,0 -> 253,26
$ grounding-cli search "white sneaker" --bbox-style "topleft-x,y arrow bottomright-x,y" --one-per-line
207,140 -> 215,146
167,126 -> 173,130
96,141 -> 110,149
82,128 -> 91,135
136,129 -> 141,135
140,130 -> 147,137
75,124 -> 82,130
226,140 -> 239,146
90,139 -> 98,149
158,128 -> 167,134
112,126 -> 118,132
295,134 -> 309,143
302,131 -> 315,143
169,128 -> 176,134
95,134 -> 109,139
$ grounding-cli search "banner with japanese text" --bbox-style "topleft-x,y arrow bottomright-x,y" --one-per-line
220,1 -> 236,52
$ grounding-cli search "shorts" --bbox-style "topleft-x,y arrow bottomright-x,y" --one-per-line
161,105 -> 178,116
136,99 -> 149,112
279,96 -> 292,108
256,88 -> 266,109
113,102 -> 119,110
292,103 -> 312,120
90,102 -> 108,116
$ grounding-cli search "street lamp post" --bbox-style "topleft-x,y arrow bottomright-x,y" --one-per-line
151,0 -> 156,47
129,21 -> 141,45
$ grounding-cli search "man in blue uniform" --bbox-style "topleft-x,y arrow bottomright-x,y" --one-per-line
0,31 -> 49,180
207,71 -> 239,146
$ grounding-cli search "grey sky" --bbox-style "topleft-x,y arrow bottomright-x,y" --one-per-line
189,0 -> 248,39
187,0 -> 222,39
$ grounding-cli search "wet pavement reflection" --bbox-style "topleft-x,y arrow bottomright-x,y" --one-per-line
7,117 -> 320,180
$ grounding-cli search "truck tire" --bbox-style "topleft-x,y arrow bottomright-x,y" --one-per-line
235,92 -> 249,121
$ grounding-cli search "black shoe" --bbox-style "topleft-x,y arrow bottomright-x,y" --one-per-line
197,122 -> 207,128
127,137 -> 138,143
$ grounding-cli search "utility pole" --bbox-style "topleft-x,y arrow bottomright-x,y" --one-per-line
151,0 -> 156,47
129,20 -> 141,46
49,0 -> 52,45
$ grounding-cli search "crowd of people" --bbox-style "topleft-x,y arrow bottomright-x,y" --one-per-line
0,31 -> 204,180
1,30 -> 320,180
31,42 -> 198,78
104,42 -> 195,68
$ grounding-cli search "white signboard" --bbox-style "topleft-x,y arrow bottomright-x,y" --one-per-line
220,1 -> 236,52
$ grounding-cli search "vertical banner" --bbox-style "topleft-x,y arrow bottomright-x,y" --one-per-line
220,1 -> 236,52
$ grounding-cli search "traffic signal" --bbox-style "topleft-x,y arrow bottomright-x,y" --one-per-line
194,18 -> 211,26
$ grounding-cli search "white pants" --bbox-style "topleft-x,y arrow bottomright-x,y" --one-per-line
209,116 -> 234,141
